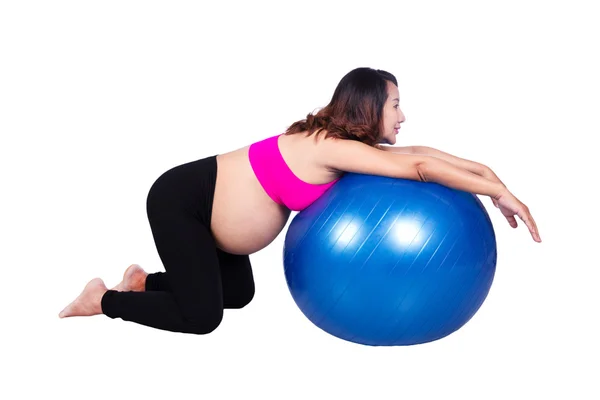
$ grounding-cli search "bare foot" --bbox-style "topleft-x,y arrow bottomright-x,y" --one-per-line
111,264 -> 148,292
59,278 -> 108,318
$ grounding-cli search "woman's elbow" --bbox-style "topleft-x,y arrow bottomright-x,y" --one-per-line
415,161 -> 428,182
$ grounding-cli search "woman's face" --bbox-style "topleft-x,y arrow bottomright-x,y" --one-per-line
379,81 -> 406,145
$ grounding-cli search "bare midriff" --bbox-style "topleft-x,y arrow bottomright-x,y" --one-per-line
210,132 -> 340,255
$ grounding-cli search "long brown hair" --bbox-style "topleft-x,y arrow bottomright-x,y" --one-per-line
284,67 -> 398,146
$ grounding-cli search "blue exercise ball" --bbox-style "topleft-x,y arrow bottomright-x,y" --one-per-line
283,173 -> 497,346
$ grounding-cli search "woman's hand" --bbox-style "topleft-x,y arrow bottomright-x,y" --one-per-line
481,167 -> 505,208
494,188 -> 541,243
482,167 -> 541,242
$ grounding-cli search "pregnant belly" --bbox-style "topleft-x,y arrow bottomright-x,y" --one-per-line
210,149 -> 291,255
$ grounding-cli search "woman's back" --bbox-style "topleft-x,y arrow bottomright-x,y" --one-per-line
212,131 -> 342,255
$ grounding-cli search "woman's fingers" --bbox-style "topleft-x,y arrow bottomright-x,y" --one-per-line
518,207 -> 541,242
506,215 -> 518,228
495,191 -> 541,242
530,214 -> 541,242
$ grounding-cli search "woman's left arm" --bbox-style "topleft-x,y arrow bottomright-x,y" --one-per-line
379,145 -> 487,176
379,145 -> 505,206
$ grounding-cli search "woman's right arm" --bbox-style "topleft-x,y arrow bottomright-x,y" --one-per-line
321,139 -> 541,242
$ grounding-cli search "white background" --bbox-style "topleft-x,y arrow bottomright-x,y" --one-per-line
1,0 -> 598,399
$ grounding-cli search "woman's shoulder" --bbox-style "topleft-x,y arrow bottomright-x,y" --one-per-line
281,129 -> 346,155
311,134 -> 421,179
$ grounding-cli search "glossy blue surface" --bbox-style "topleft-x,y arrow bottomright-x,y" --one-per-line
283,173 -> 497,346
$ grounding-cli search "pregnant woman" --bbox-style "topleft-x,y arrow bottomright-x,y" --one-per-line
59,67 -> 540,334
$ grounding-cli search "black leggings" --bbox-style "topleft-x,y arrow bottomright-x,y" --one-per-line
101,155 -> 255,334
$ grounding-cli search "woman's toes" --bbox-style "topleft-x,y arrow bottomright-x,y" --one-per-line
59,278 -> 107,318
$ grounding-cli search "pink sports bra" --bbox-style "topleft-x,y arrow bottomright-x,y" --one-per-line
248,134 -> 340,211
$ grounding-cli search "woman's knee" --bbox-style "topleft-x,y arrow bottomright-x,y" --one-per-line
183,308 -> 224,335
146,168 -> 180,217
226,287 -> 255,309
